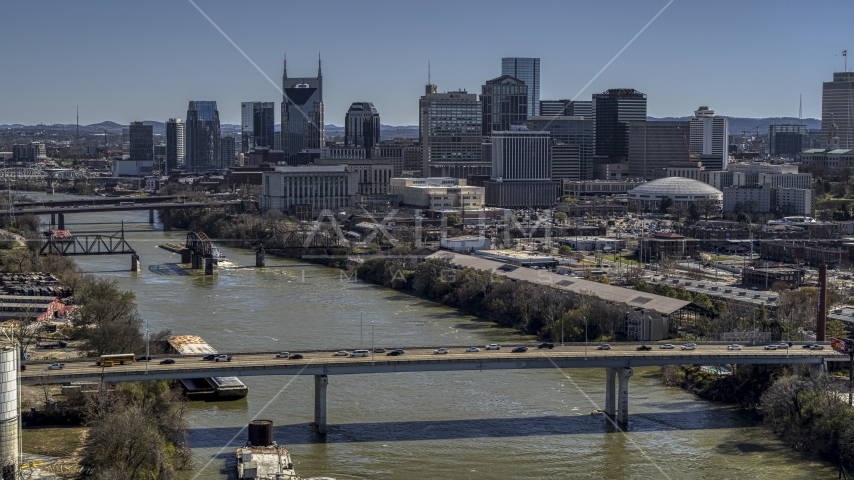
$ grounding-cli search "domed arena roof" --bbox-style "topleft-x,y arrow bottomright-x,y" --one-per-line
629,177 -> 722,197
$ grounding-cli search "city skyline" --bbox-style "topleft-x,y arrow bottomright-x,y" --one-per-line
2,1 -> 853,126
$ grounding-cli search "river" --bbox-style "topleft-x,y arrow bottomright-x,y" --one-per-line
23,192 -> 836,479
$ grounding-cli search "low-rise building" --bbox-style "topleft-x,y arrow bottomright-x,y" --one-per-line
259,165 -> 359,216
440,236 -> 491,253
626,309 -> 668,342
641,232 -> 700,260
742,267 -> 804,290
111,159 -> 154,177
676,221 -> 751,251
558,237 -> 626,252
390,177 -> 484,210
561,179 -> 643,198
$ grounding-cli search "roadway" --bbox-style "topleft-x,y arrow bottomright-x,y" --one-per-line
8,201 -> 241,217
21,344 -> 838,385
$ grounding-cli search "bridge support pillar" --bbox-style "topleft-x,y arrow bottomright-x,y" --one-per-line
131,253 -> 141,272
617,367 -> 633,425
50,213 -> 55,227
0,346 -> 20,479
46,177 -> 54,194
205,258 -> 217,276
191,253 -> 202,269
162,209 -> 172,232
149,209 -> 154,224
314,375 -> 328,435
180,248 -> 192,264
57,213 -> 65,230
604,368 -> 616,417
256,246 -> 265,268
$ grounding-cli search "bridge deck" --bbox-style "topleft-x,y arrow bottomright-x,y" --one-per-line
21,344 -> 837,385
9,201 -> 240,216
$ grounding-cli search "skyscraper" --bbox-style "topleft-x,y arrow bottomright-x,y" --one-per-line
166,118 -> 185,174
627,121 -> 691,180
221,136 -> 236,167
481,75 -> 528,135
527,116 -> 594,180
485,128 -> 558,207
822,72 -> 854,149
419,88 -> 484,178
344,102 -> 380,155
689,106 -> 728,170
185,101 -> 221,173
539,100 -> 593,118
282,55 -> 324,161
593,88 -> 647,159
769,124 -> 808,157
241,102 -> 275,153
502,58 -> 540,116
128,122 -> 153,162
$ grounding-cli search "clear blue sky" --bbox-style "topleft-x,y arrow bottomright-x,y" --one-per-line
1,0 -> 852,126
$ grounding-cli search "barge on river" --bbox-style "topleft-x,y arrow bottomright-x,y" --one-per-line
167,335 -> 248,400
237,420 -> 335,480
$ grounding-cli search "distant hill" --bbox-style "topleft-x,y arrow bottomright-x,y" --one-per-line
649,116 -> 821,133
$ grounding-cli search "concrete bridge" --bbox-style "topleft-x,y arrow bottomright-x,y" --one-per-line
20,344 -> 838,432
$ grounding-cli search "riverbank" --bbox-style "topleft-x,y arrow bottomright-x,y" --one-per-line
663,363 -> 854,470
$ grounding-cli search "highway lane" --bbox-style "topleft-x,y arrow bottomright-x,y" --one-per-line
23,344 -> 836,382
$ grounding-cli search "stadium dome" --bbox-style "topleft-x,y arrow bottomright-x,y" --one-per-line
627,177 -> 722,209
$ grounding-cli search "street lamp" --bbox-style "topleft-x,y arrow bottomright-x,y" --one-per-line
360,311 -> 363,349
584,314 -> 588,360
371,321 -> 375,364
145,319 -> 149,375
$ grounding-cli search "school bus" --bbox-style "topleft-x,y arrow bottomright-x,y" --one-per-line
97,353 -> 136,367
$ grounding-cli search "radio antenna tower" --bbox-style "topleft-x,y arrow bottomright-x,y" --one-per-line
76,105 -> 79,143
799,94 -> 802,120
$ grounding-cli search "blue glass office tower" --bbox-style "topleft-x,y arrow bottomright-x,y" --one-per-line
502,57 -> 540,116
185,101 -> 221,172
282,55 -> 324,162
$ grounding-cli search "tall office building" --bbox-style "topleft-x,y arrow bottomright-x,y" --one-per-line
540,100 -> 593,118
481,75 -> 528,135
769,124 -> 809,157
241,102 -> 275,153
344,102 -> 380,156
689,106 -> 728,170
281,55 -> 324,161
165,118 -> 185,174
485,129 -> 558,207
221,136 -> 237,167
128,122 -> 153,162
628,121 -> 691,180
185,101 -> 222,172
593,89 -> 647,159
419,88 -> 484,178
822,72 -> 854,149
502,57 -> 540,116
527,116 -> 594,180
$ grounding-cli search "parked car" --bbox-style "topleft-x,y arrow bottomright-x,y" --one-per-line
289,354 -> 304,360
485,344 -> 501,350
47,363 -> 65,370
434,348 -> 449,354
597,344 -> 611,350
537,342 -> 555,349
809,344 -> 825,350
275,352 -> 290,358
636,345 -> 652,351
727,344 -> 742,350
350,350 -> 369,357
159,358 -> 176,365
373,348 -> 386,353
660,344 -> 675,349
214,355 -> 232,362
202,354 -> 217,361
512,346 -> 528,353
466,347 -> 481,352
681,343 -> 696,351
333,351 -> 349,357
764,345 -> 778,350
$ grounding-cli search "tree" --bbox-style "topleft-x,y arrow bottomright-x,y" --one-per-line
596,275 -> 610,285
688,202 -> 701,222
737,211 -> 751,224
553,211 -> 568,224
696,198 -> 719,220
827,319 -> 849,339
558,245 -> 572,256
73,278 -> 145,356
658,197 -> 674,214
446,214 -> 462,225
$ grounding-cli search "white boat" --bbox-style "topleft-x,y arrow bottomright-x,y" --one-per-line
236,444 -> 336,480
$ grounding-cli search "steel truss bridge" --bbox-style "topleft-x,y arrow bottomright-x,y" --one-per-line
39,229 -> 136,256
0,167 -> 88,181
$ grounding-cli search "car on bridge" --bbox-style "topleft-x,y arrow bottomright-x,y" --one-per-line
373,348 -> 386,353
597,344 -> 611,350
276,352 -> 290,358
512,346 -> 528,353
159,359 -> 175,365
485,344 -> 501,350
289,354 -> 304,360
660,344 -> 674,349
537,342 -> 555,349
809,344 -> 825,350
434,348 -> 449,354
681,343 -> 696,351
202,354 -> 217,361
764,345 -> 778,350
466,347 -> 480,352
214,355 -> 232,362
387,349 -> 405,356
727,344 -> 742,350
350,350 -> 369,357
333,351 -> 349,356
636,345 -> 652,351
47,363 -> 65,370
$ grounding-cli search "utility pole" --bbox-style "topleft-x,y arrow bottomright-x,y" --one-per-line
360,311 -> 363,349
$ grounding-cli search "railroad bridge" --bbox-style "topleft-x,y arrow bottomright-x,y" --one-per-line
182,232 -> 218,275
